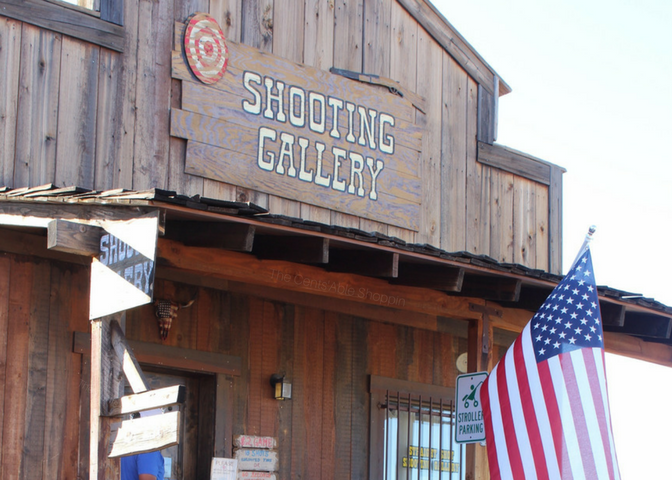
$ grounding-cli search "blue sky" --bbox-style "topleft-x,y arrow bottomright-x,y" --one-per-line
431,0 -> 672,477
432,0 -> 672,306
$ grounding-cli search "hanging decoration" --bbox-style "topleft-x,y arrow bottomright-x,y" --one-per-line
183,12 -> 229,85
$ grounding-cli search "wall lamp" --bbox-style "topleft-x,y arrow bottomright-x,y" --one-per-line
270,374 -> 292,400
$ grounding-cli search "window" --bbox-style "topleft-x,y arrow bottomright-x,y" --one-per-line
53,0 -> 99,14
370,376 -> 465,480
0,0 -> 124,51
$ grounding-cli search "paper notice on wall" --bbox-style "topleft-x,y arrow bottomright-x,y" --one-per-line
211,457 -> 237,480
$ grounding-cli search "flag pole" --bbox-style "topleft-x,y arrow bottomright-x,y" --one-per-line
569,225 -> 596,270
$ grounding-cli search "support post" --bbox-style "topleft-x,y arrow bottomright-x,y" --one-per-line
90,313 -> 125,480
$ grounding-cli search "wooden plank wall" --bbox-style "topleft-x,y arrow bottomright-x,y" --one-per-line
0,253 -> 89,480
0,0 -> 558,272
122,278 -> 467,480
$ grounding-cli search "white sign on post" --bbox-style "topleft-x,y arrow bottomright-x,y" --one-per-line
454,372 -> 488,444
89,212 -> 159,319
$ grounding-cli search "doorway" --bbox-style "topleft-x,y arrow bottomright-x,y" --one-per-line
127,367 -> 216,479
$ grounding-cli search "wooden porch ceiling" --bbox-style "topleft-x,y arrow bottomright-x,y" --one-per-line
1,184 -> 671,349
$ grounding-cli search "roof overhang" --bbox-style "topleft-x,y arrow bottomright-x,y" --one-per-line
2,185 -> 671,366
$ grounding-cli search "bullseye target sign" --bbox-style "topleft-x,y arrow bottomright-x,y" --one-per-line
184,13 -> 229,84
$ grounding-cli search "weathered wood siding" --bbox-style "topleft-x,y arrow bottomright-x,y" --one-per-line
0,0 -> 561,272
0,253 -> 90,479
0,248 -> 468,479
123,277 -> 468,479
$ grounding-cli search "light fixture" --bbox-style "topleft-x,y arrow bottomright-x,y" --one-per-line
270,374 -> 292,400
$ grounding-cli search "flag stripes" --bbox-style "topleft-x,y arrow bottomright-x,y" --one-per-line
482,246 -> 620,479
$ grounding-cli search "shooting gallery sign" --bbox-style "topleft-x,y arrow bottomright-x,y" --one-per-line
171,16 -> 422,230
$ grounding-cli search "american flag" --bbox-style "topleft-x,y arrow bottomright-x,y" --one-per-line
481,246 -> 620,480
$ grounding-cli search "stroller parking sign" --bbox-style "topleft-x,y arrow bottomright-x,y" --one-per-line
455,372 -> 488,443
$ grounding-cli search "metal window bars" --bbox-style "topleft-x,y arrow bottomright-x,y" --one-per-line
381,390 -> 463,480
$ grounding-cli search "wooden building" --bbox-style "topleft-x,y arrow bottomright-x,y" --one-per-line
1,0 -> 671,479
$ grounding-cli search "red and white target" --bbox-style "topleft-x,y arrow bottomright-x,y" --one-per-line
184,13 -> 229,85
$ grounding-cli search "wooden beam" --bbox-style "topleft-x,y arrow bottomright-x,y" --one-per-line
548,165 -> 563,275
460,274 -> 522,302
477,142 -> 552,185
477,86 -> 496,144
156,238 -> 483,320
157,266 -> 441,332
108,411 -> 181,458
47,219 -> 103,256
604,331 -> 672,368
254,236 -> 329,264
392,263 -> 464,291
74,331 -> 242,376
107,385 -> 187,417
0,202 -> 158,226
110,320 -> 149,394
167,221 -> 255,252
0,228 -> 90,265
327,249 -> 399,278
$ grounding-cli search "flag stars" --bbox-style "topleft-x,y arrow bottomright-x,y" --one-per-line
530,250 -> 605,362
